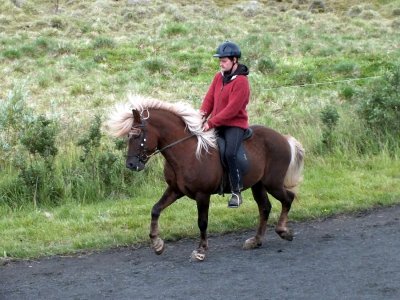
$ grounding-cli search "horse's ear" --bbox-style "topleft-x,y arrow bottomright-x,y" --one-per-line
132,109 -> 141,124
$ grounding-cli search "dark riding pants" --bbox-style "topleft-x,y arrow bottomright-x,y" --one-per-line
217,126 -> 245,193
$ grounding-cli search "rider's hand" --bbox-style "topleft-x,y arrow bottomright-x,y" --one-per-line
202,122 -> 210,132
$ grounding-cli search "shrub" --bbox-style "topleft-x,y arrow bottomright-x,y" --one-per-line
55,41 -> 73,55
93,37 -> 115,49
143,58 -> 167,73
188,60 -> 202,75
77,115 -> 102,163
356,65 -> 400,140
21,114 -> 59,201
20,115 -> 59,158
290,70 -> 314,86
317,47 -> 337,57
38,75 -> 51,88
94,53 -> 107,63
160,22 -> 188,37
9,113 -> 61,206
393,8 -> 400,16
320,105 -> 340,151
0,87 -> 62,206
70,83 -> 92,96
34,36 -> 52,50
347,6 -> 362,17
97,152 -> 118,187
14,160 -> 64,207
75,114 -> 123,197
2,48 -> 21,59
257,57 -> 276,74
0,175 -> 27,209
334,61 -> 359,77
360,10 -> 380,20
0,87 -> 33,164
50,17 -> 64,29
20,44 -> 37,57
0,91 -> 60,206
340,86 -> 356,101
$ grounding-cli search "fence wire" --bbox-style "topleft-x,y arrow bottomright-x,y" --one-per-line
43,75 -> 383,119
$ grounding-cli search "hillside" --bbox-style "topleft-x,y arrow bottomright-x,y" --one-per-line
1,0 -> 399,119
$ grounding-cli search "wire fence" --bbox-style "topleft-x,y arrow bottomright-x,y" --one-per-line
50,74 -> 382,118
251,75 -> 383,91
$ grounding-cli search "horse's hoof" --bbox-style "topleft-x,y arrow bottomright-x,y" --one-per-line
243,237 -> 262,250
151,237 -> 165,255
190,249 -> 206,262
277,229 -> 293,241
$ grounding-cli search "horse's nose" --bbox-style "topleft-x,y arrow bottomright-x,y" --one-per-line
126,160 -> 136,170
126,159 -> 145,171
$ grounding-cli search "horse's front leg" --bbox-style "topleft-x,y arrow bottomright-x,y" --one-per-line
190,193 -> 210,262
150,186 -> 182,255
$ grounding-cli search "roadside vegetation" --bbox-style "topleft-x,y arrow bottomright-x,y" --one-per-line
1,0 -> 400,259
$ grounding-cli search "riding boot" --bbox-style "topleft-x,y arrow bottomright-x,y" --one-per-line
228,168 -> 243,208
228,191 -> 243,208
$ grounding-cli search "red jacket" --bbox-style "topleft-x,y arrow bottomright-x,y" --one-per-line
201,67 -> 250,129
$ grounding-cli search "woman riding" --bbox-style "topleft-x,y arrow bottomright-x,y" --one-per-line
200,41 -> 250,208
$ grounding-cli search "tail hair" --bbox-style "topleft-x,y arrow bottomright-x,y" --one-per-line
284,136 -> 305,196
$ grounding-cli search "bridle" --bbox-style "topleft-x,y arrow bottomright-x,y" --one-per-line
127,109 -> 195,164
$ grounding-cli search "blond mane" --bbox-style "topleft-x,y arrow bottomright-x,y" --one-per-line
107,94 -> 217,159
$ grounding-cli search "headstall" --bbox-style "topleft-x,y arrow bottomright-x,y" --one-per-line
127,109 -> 195,163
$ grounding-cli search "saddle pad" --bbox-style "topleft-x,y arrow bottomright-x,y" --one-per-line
217,128 -> 251,176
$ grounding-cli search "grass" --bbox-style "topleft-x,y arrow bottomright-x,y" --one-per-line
1,0 -> 400,259
1,152 -> 399,259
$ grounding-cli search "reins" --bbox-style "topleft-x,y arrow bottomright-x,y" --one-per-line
148,134 -> 195,158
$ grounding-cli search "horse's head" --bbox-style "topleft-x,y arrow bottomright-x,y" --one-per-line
126,109 -> 157,171
107,95 -> 218,171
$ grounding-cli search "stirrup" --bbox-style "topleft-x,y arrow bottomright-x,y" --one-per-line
228,192 -> 242,208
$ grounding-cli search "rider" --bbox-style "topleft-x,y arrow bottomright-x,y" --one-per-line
200,41 -> 250,208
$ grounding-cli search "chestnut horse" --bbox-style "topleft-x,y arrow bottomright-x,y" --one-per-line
107,95 -> 304,261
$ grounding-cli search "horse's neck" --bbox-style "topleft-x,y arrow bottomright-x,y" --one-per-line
151,111 -> 197,159
151,111 -> 185,143
150,110 -> 200,168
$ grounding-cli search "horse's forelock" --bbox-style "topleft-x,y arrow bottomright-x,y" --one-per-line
107,104 -> 134,138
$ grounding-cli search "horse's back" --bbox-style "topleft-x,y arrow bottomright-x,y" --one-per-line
246,125 -> 293,179
248,125 -> 292,155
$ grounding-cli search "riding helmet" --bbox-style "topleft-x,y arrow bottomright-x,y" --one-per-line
213,41 -> 241,58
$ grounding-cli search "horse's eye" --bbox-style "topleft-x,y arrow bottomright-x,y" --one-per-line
128,128 -> 141,139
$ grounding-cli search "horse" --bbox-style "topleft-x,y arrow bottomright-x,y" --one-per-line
107,94 -> 304,261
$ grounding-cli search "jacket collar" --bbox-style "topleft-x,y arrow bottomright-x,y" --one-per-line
221,64 -> 249,85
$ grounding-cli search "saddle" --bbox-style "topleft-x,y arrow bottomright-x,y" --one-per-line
216,128 -> 253,195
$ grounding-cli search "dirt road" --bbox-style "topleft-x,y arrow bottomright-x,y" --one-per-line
1,205 -> 399,300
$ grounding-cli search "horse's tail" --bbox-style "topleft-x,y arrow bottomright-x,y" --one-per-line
284,135 -> 305,196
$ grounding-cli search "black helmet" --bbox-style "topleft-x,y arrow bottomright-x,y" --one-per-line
213,41 -> 241,58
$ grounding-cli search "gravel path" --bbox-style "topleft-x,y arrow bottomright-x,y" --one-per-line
1,205 -> 399,300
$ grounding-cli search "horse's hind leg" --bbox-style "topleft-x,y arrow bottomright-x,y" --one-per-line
150,186 -> 183,255
268,187 -> 295,241
243,182 -> 272,249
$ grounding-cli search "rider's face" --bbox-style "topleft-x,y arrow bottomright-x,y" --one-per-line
219,57 -> 236,73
